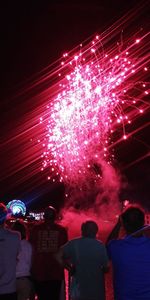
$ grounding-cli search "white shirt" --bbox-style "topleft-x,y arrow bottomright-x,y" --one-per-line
16,239 -> 32,278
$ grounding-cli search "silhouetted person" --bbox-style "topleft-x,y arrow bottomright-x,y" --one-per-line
29,206 -> 68,300
12,220 -> 33,300
57,220 -> 109,300
107,205 -> 150,300
0,203 -> 20,300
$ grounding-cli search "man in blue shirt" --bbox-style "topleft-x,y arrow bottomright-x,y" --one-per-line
107,205 -> 150,300
57,220 -> 109,300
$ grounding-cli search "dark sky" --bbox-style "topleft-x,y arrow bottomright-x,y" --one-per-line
0,0 -> 150,210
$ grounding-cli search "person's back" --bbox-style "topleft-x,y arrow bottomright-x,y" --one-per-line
30,221 -> 68,280
29,206 -> 68,300
107,205 -> 150,300
108,236 -> 150,299
12,220 -> 33,300
0,203 -> 20,298
60,220 -> 109,300
66,237 -> 108,300
16,239 -> 32,278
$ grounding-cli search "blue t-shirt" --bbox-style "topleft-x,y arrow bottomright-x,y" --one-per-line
107,236 -> 150,300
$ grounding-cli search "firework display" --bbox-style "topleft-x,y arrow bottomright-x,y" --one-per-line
0,1 -> 150,212
40,31 -> 149,195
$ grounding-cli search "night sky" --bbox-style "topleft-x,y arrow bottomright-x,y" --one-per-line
0,0 -> 150,211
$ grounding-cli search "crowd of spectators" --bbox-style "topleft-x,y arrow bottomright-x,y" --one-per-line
0,201 -> 150,300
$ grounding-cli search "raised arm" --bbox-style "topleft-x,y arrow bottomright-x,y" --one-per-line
106,217 -> 122,245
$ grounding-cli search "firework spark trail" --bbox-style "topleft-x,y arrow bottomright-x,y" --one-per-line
40,30 -> 149,194
9,0 -> 149,100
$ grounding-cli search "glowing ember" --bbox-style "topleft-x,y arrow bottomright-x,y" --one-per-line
40,33 -> 150,189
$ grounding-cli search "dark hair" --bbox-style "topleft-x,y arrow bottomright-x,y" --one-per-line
0,203 -> 7,225
121,205 -> 145,234
81,220 -> 98,238
44,206 -> 56,221
12,220 -> 27,239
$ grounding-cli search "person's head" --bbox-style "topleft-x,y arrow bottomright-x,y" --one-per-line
0,203 -> 7,225
44,206 -> 56,223
81,220 -> 98,238
12,220 -> 27,240
121,205 -> 145,234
